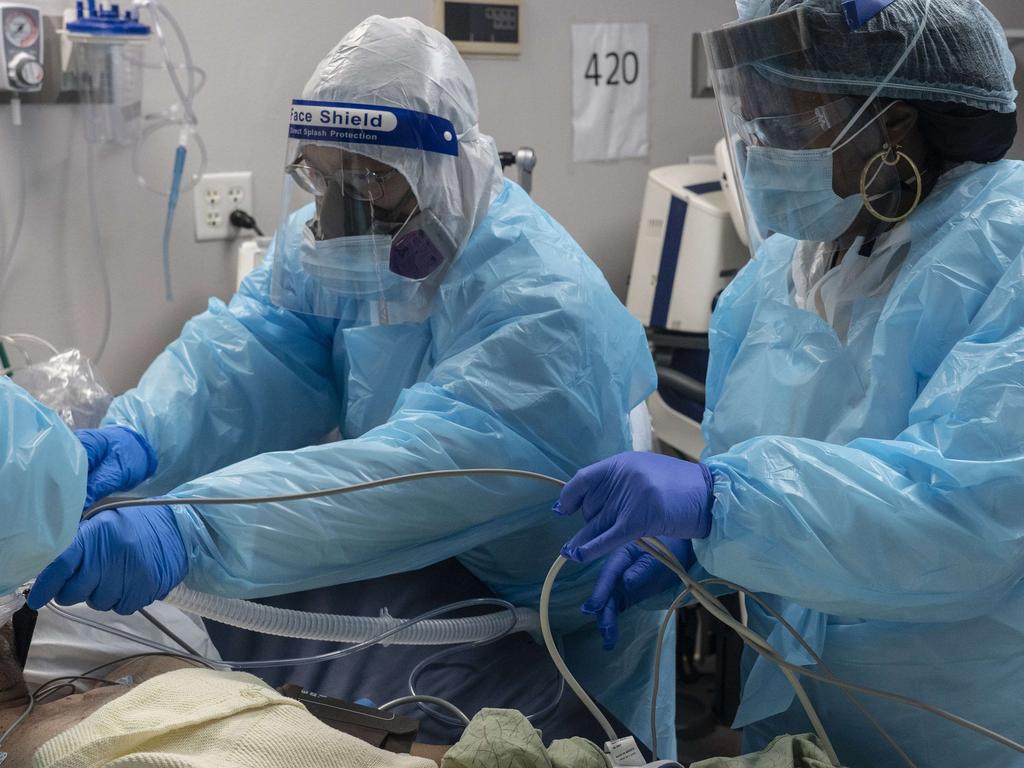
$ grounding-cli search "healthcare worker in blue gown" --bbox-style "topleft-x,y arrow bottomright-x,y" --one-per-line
0,377 -> 85,594
555,1 -> 1024,766
26,16 -> 675,752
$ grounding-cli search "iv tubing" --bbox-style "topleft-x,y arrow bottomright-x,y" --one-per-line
0,124 -> 27,294
85,145 -> 113,362
162,141 -> 187,301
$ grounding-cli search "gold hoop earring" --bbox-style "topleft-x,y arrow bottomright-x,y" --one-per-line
860,144 -> 922,224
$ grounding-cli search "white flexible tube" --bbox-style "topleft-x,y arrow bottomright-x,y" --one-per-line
163,584 -> 539,646
539,557 -> 618,743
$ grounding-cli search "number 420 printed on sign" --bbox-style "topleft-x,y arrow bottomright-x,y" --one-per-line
572,23 -> 650,162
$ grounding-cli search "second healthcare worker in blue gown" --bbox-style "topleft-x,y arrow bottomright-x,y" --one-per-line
27,16 -> 677,753
555,1 -> 1024,766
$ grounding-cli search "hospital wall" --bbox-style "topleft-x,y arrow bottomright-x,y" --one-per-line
0,0 -> 1022,394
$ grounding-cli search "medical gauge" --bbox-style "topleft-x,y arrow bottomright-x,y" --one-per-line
0,4 -> 43,92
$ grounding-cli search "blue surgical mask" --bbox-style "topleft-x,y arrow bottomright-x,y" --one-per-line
742,146 -> 865,243
741,100 -> 896,244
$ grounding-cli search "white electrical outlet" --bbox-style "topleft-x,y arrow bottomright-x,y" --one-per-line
193,172 -> 254,241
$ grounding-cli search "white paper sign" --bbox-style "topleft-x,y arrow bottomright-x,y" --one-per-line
572,22 -> 650,162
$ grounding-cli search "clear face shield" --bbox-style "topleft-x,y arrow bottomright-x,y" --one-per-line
702,6 -> 929,254
271,100 -> 462,323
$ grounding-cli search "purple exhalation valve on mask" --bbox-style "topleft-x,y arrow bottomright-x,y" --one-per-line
389,209 -> 457,280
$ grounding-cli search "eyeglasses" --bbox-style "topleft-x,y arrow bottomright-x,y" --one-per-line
733,97 -> 859,150
286,161 -> 404,202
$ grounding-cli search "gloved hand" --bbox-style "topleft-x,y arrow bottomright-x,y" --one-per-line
555,452 -> 715,563
77,426 -> 159,508
584,538 -> 695,650
27,504 -> 187,616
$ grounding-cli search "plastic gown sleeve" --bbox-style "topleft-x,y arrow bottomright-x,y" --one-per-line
123,254 -> 646,597
696,254 -> 1024,623
103,251 -> 342,495
0,377 -> 86,593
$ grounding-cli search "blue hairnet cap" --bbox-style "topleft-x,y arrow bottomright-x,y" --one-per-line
733,0 -> 1018,113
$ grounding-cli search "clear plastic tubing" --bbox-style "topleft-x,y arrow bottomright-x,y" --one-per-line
163,585 -> 540,646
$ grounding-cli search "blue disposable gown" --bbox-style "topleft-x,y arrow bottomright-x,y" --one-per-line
694,160 -> 1024,767
0,377 -> 85,593
104,181 -> 674,753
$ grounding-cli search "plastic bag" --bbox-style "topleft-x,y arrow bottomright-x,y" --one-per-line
12,349 -> 113,429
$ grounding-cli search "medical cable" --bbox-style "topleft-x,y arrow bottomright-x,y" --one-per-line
3,333 -> 58,356
85,144 -> 113,362
0,333 -> 61,376
83,467 -> 566,519
539,557 -> 619,744
0,128 -> 27,295
137,607 -> 202,656
64,465 -> 1024,757
637,538 -> 1024,759
380,695 -> 471,727
0,692 -> 34,753
643,542 -> 837,765
643,536 -> 1003,761
34,675 -> 121,703
645,538 -> 929,765
691,579 -> 916,768
74,472 -> 561,655
0,335 -> 32,375
0,651 -> 215,749
650,590 -> 689,762
71,650 -> 215,677
404,610 -> 516,727
0,673 -> 122,753
405,620 -> 566,727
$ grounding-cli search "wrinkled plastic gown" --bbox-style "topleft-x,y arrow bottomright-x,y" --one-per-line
13,349 -> 113,429
0,376 -> 85,596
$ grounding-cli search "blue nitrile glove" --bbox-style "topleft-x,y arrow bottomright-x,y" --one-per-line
583,538 -> 695,650
555,452 -> 714,563
76,427 -> 159,509
28,504 -> 187,616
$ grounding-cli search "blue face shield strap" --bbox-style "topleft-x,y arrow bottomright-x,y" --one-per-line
843,0 -> 900,29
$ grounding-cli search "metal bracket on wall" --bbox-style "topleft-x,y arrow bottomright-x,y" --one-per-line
0,15 -> 78,105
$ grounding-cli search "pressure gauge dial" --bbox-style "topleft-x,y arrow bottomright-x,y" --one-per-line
9,52 -> 41,87
4,10 -> 38,49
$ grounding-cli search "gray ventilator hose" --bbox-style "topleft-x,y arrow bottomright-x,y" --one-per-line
163,585 -> 540,646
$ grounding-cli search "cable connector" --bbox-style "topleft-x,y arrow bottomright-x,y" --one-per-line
230,209 -> 264,236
